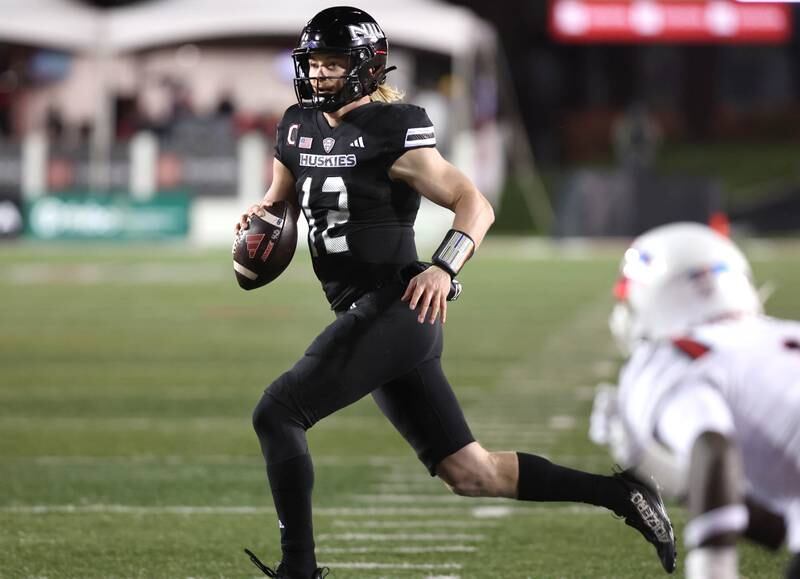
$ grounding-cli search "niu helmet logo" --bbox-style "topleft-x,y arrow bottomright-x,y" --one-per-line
347,22 -> 385,41
246,234 -> 265,259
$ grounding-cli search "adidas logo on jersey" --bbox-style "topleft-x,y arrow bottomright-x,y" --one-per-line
349,136 -> 365,148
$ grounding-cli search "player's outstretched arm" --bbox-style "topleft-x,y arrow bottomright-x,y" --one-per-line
235,158 -> 298,233
390,147 -> 494,324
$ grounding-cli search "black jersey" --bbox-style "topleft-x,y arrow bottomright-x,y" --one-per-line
275,101 -> 437,310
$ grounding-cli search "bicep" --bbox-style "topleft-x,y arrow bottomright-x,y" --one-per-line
389,147 -> 470,210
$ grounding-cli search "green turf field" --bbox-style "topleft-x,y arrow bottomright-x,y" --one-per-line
1,239 -> 796,578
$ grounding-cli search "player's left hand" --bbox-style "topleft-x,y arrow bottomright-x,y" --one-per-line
402,265 -> 452,324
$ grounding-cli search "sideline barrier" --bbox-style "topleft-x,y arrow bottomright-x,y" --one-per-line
25,192 -> 190,240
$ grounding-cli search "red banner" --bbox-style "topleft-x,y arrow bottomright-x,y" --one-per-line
549,0 -> 792,43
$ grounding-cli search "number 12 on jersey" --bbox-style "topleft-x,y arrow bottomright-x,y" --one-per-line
300,176 -> 351,256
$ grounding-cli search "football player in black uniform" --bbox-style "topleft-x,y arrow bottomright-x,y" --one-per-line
236,6 -> 677,579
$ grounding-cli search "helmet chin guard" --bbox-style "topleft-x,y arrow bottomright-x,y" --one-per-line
292,6 -> 392,112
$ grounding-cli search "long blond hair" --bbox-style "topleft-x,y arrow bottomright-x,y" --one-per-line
370,83 -> 405,103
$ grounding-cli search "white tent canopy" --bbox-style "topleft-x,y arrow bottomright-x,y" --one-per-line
1,0 -> 98,53
0,0 -> 495,57
0,0 -> 499,195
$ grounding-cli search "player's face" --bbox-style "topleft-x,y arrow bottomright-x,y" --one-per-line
307,53 -> 349,95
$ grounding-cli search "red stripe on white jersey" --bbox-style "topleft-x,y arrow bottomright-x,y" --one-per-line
672,337 -> 711,360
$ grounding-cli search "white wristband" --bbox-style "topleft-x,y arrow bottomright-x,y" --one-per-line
685,547 -> 738,579
432,229 -> 474,277
684,505 -> 748,549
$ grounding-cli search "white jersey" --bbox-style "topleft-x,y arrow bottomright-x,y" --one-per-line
618,315 -> 800,551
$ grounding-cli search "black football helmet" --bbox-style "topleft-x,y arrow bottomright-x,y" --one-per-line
292,6 -> 394,112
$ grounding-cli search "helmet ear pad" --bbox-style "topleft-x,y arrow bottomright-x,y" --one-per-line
355,49 -> 387,95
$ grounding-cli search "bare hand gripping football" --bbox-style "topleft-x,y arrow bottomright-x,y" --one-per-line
232,201 -> 297,290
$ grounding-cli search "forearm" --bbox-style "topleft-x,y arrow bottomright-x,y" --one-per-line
263,159 -> 298,207
451,185 -> 495,249
685,431 -> 747,579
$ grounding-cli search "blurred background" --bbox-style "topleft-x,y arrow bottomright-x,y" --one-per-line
0,0 -> 797,246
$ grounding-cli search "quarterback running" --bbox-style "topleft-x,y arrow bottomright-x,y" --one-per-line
236,6 -> 677,578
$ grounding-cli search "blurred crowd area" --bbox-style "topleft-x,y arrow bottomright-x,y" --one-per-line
0,1 -> 798,240
0,44 -> 298,148
0,41 -> 468,151
0,40 -> 484,198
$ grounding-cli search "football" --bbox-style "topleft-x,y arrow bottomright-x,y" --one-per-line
232,201 -> 297,290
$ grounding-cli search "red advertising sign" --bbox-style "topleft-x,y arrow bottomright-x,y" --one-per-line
549,0 -> 792,43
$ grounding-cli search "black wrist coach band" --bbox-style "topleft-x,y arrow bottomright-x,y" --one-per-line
432,229 -> 475,278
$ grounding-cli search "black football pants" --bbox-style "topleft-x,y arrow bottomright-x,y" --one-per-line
252,280 -> 475,474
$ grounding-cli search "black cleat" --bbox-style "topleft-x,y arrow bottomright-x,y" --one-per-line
244,548 -> 329,578
613,471 -> 678,574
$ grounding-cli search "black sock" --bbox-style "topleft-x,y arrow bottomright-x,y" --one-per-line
516,452 -> 628,512
267,453 -> 316,576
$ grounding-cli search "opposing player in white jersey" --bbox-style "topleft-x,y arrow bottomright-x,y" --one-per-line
591,222 -> 800,579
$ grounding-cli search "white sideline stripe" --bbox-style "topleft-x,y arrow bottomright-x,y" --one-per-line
3,505 -> 272,515
351,494 -> 509,504
471,505 -> 514,518
332,520 -> 497,528
319,507 -> 494,516
1,504 -> 480,517
318,533 -> 485,542
380,473 -> 434,483
319,562 -> 461,571
233,261 -> 258,280
373,483 -> 440,493
318,545 -> 477,554
19,455 -> 422,467
425,576 -> 461,579
27,455 -> 256,465
1,503 -> 603,516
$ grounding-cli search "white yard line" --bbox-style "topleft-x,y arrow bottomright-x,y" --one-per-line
332,520 -> 497,528
371,484 -> 440,494
378,472 -> 436,484
0,504 -> 483,517
11,455 -> 425,468
2,505 -> 273,515
318,562 -> 462,571
350,494 -> 509,504
318,533 -> 485,542
1,503 -> 603,516
317,546 -> 477,554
